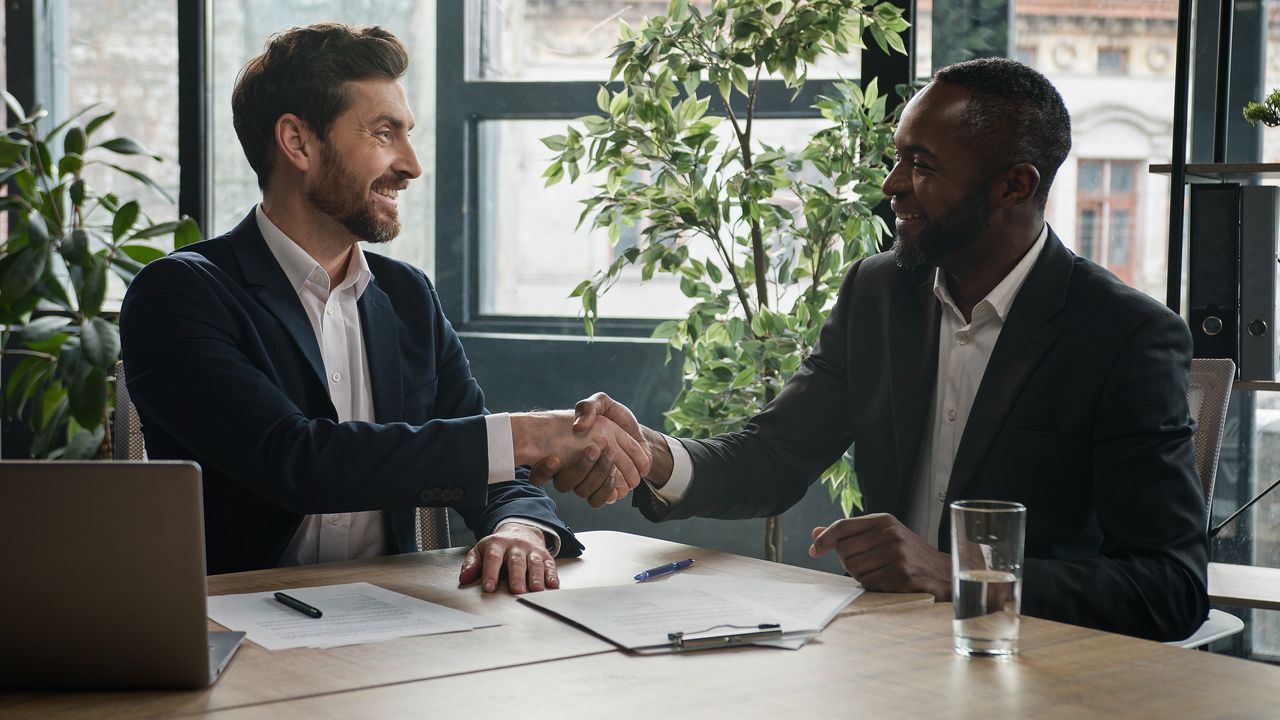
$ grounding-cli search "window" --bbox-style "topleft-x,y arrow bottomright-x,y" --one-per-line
1097,46 -> 1129,74
448,1 -> 879,331
1075,159 -> 1139,283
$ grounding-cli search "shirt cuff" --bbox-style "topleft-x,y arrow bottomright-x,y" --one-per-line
649,434 -> 693,506
484,412 -> 516,485
496,518 -> 562,556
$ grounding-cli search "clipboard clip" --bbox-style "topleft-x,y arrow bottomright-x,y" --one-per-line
666,623 -> 782,651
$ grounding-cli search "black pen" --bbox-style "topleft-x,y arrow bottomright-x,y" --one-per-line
274,591 -> 323,618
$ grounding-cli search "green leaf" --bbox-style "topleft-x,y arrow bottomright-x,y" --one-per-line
60,229 -> 92,265
63,425 -> 106,460
97,136 -> 161,160
79,316 -> 121,368
17,315 -> 71,344
119,243 -> 167,264
0,246 -> 48,305
63,125 -> 87,156
730,366 -> 755,389
112,200 -> 141,240
85,110 -> 116,138
103,163 -> 175,204
73,257 -> 107,318
66,370 -> 108,429
2,89 -> 26,123
174,217 -> 202,249
540,134 -> 568,151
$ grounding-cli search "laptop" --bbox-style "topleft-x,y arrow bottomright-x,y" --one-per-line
0,461 -> 244,690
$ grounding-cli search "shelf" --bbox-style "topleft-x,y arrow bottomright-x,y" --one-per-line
1149,163 -> 1280,181
1235,380 -> 1280,392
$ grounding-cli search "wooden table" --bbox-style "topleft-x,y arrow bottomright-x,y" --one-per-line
1208,562 -> 1280,612
0,531 -> 927,719
208,604 -> 1280,720
6,532 -> 1280,719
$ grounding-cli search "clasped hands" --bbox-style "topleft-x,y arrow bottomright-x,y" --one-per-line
516,394 -> 655,508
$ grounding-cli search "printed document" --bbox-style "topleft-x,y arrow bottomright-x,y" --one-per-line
207,582 -> 495,650
520,574 -> 861,652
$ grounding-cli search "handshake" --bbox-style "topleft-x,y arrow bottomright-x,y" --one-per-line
510,393 -> 666,507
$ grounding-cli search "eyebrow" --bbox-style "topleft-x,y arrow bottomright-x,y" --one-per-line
370,114 -> 415,132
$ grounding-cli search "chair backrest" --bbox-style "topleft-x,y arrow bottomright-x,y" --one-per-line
415,507 -> 451,551
1186,358 -> 1235,526
112,361 -> 146,461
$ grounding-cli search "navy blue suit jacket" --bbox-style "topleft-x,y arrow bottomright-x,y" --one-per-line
635,231 -> 1208,641
121,211 -> 582,574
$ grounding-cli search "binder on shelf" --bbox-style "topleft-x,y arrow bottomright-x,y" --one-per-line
1188,183 -> 1240,364
1238,186 -> 1278,382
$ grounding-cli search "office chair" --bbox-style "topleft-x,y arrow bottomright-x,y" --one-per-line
1167,358 -> 1244,649
112,361 -> 146,461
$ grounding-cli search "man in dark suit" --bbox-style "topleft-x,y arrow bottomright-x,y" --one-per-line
120,23 -> 649,591
556,58 -> 1208,640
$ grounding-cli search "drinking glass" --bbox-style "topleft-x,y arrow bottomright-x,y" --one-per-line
950,500 -> 1026,657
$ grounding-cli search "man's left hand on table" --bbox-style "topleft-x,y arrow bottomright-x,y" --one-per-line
459,522 -> 559,594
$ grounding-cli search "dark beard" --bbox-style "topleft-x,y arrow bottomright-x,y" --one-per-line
891,182 -> 992,270
307,143 -> 403,244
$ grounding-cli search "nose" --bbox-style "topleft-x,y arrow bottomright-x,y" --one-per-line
882,158 -> 908,197
395,139 -> 423,180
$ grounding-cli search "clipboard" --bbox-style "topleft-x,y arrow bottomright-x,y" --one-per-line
519,575 -> 848,654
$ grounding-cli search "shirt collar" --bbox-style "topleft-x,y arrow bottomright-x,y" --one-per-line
933,223 -> 1049,325
255,204 -> 372,298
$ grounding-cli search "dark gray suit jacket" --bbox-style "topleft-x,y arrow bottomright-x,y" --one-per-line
121,211 -> 582,574
636,231 -> 1208,641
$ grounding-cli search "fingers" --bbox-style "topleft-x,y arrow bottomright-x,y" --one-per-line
480,542 -> 505,593
528,456 -> 560,487
525,551 -> 547,592
506,548 -> 528,594
458,545 -> 482,585
545,556 -> 560,589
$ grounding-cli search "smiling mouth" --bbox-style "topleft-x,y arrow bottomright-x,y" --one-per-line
895,212 -> 924,221
373,187 -> 399,201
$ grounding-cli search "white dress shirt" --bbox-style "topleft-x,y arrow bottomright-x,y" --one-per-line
255,207 -> 555,566
651,225 -> 1049,546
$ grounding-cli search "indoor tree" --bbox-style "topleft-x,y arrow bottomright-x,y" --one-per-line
543,0 -> 908,560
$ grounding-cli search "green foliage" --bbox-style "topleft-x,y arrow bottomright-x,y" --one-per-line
545,0 -> 907,516
0,91 -> 202,458
1243,88 -> 1280,128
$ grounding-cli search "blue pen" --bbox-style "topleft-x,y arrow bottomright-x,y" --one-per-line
634,558 -> 695,582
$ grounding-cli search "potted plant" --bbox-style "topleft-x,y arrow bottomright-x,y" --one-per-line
543,0 -> 908,560
0,91 -> 201,459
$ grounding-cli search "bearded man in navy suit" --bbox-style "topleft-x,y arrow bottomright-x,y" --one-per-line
121,23 -> 649,590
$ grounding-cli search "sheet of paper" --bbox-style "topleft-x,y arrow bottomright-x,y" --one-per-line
520,573 -> 857,652
207,582 -> 496,650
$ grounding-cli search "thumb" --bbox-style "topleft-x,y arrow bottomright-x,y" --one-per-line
573,392 -> 611,430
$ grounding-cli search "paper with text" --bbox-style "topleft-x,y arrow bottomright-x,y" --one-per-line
207,582 -> 496,650
520,574 -> 861,652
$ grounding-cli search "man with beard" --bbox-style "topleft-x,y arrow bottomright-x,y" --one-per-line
555,58 -> 1208,641
120,23 -> 651,591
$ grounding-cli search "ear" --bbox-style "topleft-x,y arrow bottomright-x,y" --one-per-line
274,113 -> 316,174
992,162 -> 1041,208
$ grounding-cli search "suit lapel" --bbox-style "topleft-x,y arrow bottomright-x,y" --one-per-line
943,232 -> 1073,516
358,276 -> 404,423
888,267 -> 942,514
229,212 -> 328,390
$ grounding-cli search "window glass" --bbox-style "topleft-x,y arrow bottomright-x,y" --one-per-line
66,0 -> 179,226
209,2 -> 436,274
1077,207 -> 1097,259
474,0 -> 860,82
1107,208 -> 1130,265
479,118 -> 826,318
1097,46 -> 1128,74
1077,160 -> 1104,192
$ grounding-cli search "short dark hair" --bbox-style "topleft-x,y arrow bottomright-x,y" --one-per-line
933,57 -> 1072,208
232,23 -> 409,190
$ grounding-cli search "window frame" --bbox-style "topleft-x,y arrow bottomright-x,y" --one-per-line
434,0 -> 911,337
